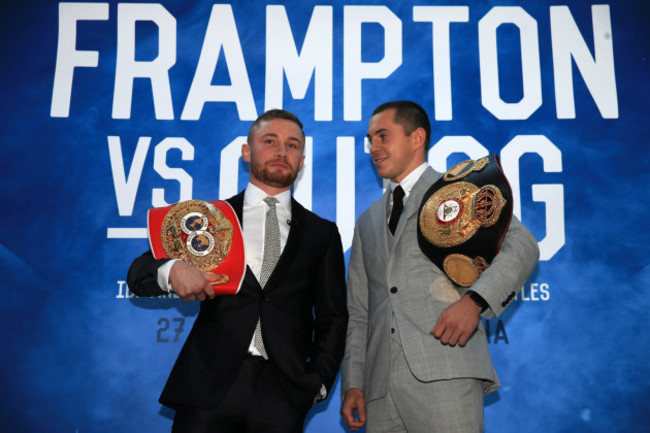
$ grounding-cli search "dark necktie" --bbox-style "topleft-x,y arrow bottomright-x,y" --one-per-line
388,185 -> 405,235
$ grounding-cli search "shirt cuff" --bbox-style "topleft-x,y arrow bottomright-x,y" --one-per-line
317,384 -> 327,401
157,259 -> 178,293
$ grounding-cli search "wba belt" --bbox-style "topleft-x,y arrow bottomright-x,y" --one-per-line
417,155 -> 513,287
148,200 -> 245,295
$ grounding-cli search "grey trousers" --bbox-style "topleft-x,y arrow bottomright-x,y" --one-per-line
366,337 -> 485,433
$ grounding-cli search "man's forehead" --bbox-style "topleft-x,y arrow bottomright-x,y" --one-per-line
255,118 -> 303,139
368,113 -> 400,135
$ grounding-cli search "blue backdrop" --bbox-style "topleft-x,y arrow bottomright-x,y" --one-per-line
2,0 -> 649,432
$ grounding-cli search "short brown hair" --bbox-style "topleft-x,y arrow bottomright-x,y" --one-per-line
247,109 -> 305,145
372,101 -> 431,149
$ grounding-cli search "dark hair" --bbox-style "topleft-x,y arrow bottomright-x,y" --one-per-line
372,101 -> 431,149
247,109 -> 305,145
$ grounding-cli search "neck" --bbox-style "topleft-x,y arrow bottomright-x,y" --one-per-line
391,159 -> 426,184
249,178 -> 292,197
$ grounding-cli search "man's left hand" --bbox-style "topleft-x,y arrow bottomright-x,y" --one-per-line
430,294 -> 482,346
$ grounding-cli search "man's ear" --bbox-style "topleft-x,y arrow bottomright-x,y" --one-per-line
411,127 -> 426,152
241,143 -> 251,163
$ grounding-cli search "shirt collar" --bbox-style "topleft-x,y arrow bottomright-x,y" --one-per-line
244,183 -> 292,212
390,163 -> 428,197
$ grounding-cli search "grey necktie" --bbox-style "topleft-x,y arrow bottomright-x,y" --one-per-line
260,197 -> 281,287
254,196 -> 281,359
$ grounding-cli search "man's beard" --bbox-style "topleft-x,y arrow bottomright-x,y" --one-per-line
249,157 -> 298,188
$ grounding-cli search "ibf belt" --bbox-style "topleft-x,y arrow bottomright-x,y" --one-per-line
417,155 -> 513,287
147,200 -> 245,295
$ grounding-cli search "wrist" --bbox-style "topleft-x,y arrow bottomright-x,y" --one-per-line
465,291 -> 488,313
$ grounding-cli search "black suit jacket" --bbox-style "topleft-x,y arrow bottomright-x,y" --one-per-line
126,192 -> 348,412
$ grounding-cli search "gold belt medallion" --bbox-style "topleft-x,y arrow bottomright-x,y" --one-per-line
161,200 -> 234,274
419,181 -> 507,248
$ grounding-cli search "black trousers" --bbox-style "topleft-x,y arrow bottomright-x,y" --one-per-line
171,356 -> 310,433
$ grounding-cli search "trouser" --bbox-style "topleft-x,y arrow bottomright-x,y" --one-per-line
171,355 -> 309,433
366,331 -> 484,433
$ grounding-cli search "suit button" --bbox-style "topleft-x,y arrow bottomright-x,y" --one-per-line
390,287 -> 398,294
391,328 -> 395,334
264,297 -> 270,302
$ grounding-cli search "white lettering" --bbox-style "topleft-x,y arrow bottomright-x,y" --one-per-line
116,280 -> 135,298
337,137 -> 356,251
413,6 -> 469,121
152,138 -> 194,207
540,283 -> 550,300
479,7 -> 542,120
501,135 -> 565,260
344,6 -> 402,121
51,2 -> 109,117
113,3 -> 176,120
181,5 -> 256,121
551,5 -> 618,118
108,136 -> 151,216
516,282 -> 551,301
265,6 -> 333,120
52,5 -> 620,123
292,137 -> 313,210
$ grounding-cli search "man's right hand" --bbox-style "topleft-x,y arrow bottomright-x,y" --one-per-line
168,261 -> 220,302
341,387 -> 366,431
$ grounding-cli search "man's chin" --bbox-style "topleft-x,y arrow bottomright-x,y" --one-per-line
261,172 -> 296,189
375,168 -> 391,180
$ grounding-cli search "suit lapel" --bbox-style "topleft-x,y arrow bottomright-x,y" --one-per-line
243,266 -> 262,291
370,188 -> 392,264
226,191 -> 245,225
390,167 -> 440,251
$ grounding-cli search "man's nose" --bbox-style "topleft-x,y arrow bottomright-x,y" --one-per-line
368,137 -> 381,153
274,143 -> 288,155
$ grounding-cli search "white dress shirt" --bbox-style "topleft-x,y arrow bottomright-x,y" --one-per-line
242,183 -> 292,283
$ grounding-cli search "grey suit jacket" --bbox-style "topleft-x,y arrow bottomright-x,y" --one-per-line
341,166 -> 540,402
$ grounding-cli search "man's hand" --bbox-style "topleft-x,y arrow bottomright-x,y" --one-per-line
341,388 -> 366,431
430,294 -> 482,346
168,261 -> 220,302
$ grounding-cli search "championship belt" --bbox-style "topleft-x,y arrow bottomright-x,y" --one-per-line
147,200 -> 245,295
417,155 -> 513,287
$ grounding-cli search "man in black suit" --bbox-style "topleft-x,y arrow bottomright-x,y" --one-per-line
127,109 -> 348,433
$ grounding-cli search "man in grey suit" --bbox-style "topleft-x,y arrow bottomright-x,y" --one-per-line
340,101 -> 540,432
